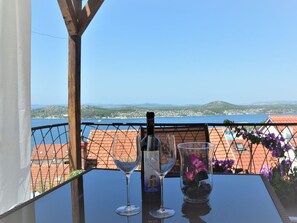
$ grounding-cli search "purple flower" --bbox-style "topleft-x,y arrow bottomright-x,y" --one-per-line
271,147 -> 284,158
260,165 -> 273,181
184,171 -> 195,181
236,131 -> 243,137
212,158 -> 235,173
189,154 -> 207,173
284,144 -> 293,151
256,130 -> 263,135
183,154 -> 209,185
285,159 -> 292,166
278,159 -> 292,177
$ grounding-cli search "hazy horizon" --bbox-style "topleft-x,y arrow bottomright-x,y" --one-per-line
31,100 -> 297,109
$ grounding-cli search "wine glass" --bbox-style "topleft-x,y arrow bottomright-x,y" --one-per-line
146,134 -> 176,218
112,133 -> 142,216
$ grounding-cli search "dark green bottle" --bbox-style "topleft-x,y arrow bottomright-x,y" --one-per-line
141,112 -> 161,203
141,112 -> 161,223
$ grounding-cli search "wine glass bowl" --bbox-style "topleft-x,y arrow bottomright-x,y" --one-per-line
146,134 -> 177,218
112,132 -> 142,216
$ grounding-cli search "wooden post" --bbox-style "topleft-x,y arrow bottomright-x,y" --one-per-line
68,34 -> 81,171
71,177 -> 85,223
58,1 -> 104,222
58,0 -> 104,172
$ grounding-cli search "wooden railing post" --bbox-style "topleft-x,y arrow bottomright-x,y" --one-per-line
68,34 -> 82,171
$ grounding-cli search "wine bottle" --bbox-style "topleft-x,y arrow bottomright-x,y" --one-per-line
141,112 -> 161,203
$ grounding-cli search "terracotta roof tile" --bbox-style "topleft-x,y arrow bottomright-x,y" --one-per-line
31,144 -> 69,160
208,127 -> 279,174
86,127 -> 210,171
228,139 -> 277,173
266,114 -> 297,148
267,115 -> 297,123
209,127 -> 235,161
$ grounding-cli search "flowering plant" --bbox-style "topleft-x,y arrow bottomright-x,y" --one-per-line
183,154 -> 209,186
212,158 -> 235,173
235,127 -> 297,206
183,156 -> 237,183
235,128 -> 292,158
181,153 -> 212,203
260,160 -> 297,205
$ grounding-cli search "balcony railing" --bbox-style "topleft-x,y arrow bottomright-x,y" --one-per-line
31,122 -> 297,197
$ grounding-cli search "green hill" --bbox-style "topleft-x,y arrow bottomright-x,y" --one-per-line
31,101 -> 297,119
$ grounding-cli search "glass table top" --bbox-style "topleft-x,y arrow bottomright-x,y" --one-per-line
0,169 -> 290,223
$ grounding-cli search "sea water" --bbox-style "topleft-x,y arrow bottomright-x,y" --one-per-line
32,113 -> 271,127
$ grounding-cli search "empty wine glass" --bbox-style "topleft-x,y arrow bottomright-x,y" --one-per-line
146,134 -> 176,218
112,133 -> 142,216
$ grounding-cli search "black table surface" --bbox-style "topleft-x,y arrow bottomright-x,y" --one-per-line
0,169 -> 290,223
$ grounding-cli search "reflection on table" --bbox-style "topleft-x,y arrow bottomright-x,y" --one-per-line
0,169 -> 290,223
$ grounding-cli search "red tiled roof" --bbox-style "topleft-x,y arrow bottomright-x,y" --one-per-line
267,115 -> 297,123
209,127 -> 234,161
31,163 -> 70,192
31,144 -> 71,192
86,127 -> 210,170
229,139 -> 277,174
208,128 -> 278,174
266,114 -> 297,133
265,114 -> 297,148
87,129 -> 123,169
31,144 -> 69,161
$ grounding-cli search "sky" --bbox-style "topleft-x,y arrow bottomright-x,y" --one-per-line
31,0 -> 297,106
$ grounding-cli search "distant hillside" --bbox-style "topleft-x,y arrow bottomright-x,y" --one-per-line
31,101 -> 297,119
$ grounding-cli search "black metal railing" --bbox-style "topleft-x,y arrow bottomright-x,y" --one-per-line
31,123 -> 70,195
30,122 -> 297,197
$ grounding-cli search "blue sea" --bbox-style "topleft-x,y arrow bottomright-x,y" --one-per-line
32,113 -> 274,127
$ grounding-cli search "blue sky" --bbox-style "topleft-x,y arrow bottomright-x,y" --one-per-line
31,0 -> 297,106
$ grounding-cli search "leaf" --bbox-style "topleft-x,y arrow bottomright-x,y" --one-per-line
195,170 -> 208,182
235,168 -> 243,174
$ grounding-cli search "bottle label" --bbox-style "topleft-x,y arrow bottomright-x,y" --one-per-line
144,151 -> 160,192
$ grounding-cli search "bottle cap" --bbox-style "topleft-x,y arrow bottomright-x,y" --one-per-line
146,112 -> 154,118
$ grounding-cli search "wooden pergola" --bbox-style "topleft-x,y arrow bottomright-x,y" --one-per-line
58,0 -> 104,172
57,1 -> 104,222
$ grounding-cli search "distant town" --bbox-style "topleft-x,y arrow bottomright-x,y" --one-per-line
31,101 -> 297,119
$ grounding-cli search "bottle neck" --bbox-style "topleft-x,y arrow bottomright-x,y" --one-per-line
147,117 -> 154,136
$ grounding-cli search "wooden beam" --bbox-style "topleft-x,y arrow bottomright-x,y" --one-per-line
58,0 -> 104,171
78,0 -> 104,35
58,0 -> 79,36
68,34 -> 82,171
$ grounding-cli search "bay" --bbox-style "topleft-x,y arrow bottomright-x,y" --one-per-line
32,113 -> 271,127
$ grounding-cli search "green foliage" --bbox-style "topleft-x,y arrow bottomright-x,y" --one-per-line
31,102 -> 297,119
235,127 -> 296,207
223,119 -> 234,124
271,167 -> 297,206
67,169 -> 84,180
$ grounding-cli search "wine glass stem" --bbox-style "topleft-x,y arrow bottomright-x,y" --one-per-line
125,173 -> 131,207
160,175 -> 165,211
